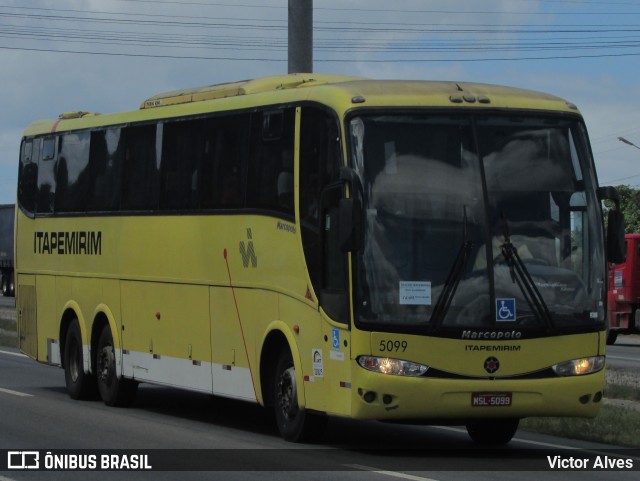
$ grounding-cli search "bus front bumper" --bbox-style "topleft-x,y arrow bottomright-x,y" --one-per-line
350,367 -> 605,421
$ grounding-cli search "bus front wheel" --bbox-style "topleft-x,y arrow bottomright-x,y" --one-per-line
63,321 -> 96,400
466,418 -> 519,445
96,325 -> 138,407
274,350 -> 326,442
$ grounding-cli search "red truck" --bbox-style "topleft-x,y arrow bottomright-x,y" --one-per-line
607,233 -> 640,344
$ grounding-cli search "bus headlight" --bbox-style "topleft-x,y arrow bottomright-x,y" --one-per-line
357,356 -> 429,377
552,356 -> 605,376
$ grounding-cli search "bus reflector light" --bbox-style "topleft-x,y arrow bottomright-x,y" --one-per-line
357,356 -> 428,377
552,356 -> 605,376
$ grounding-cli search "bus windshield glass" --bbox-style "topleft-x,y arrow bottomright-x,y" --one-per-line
350,113 -> 605,332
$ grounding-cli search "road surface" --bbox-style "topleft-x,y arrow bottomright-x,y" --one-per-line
0,348 -> 638,480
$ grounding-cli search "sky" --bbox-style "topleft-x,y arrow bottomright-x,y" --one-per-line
1,0 -> 639,205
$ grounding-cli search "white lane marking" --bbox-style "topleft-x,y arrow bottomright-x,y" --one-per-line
0,476 -> 19,481
0,387 -> 33,397
607,355 -> 639,362
345,464 -> 439,481
0,349 -> 27,358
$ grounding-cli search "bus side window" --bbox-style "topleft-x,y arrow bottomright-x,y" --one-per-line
121,124 -> 159,211
18,139 -> 38,213
246,109 -> 295,216
36,137 -> 57,214
87,128 -> 124,212
55,131 -> 91,213
160,119 -> 204,210
200,114 -> 249,210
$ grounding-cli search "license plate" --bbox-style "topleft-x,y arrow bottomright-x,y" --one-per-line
471,392 -> 512,407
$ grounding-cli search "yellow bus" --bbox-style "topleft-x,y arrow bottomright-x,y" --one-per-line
16,73 -> 625,444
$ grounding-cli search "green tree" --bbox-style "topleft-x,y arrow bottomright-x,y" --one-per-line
614,185 -> 640,234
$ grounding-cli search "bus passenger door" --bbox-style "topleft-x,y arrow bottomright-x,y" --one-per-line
298,105 -> 352,416
318,184 -> 352,417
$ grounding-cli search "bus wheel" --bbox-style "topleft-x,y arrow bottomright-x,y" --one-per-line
606,329 -> 618,345
63,321 -> 96,400
96,325 -> 138,407
274,350 -> 326,442
466,418 -> 519,445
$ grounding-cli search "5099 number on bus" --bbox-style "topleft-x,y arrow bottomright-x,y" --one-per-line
471,392 -> 512,407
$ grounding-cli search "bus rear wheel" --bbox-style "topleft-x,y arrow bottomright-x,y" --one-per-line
96,325 -> 138,407
63,320 -> 96,400
274,350 -> 326,442
466,418 -> 519,445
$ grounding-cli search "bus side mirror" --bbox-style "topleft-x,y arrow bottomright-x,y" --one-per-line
598,186 -> 626,264
338,166 -> 364,253
339,197 -> 362,252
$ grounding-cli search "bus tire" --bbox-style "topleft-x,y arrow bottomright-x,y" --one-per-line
96,325 -> 138,407
63,321 -> 96,400
606,329 -> 618,345
274,349 -> 326,442
466,418 -> 519,445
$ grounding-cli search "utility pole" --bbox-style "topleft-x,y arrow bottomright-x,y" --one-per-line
288,0 -> 313,73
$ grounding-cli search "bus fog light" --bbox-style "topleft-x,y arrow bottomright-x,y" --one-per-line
552,356 -> 605,376
357,356 -> 428,377
363,391 -> 376,403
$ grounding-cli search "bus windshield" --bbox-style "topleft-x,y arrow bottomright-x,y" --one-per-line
350,114 -> 606,333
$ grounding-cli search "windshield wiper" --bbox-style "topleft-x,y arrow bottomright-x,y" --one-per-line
499,212 -> 554,330
431,206 -> 474,327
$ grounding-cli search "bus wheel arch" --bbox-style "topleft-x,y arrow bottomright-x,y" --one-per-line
259,329 -> 291,409
94,322 -> 138,407
60,307 -> 85,372
60,310 -> 96,400
259,326 -> 326,442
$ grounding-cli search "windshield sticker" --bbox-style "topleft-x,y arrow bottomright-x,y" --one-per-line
496,298 -> 516,322
399,281 -> 432,305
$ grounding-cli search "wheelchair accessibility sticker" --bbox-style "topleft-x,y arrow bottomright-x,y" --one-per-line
496,298 -> 516,322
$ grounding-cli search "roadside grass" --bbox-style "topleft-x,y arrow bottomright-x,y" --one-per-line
606,382 -> 640,403
520,375 -> 640,448
521,404 -> 640,448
